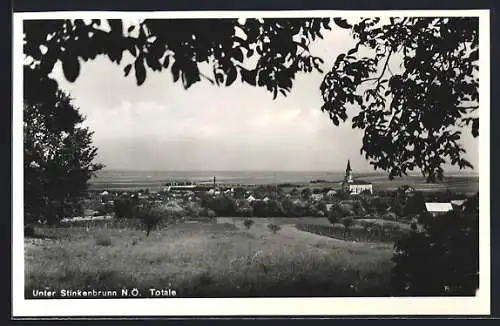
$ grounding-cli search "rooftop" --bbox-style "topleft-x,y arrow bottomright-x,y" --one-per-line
425,202 -> 453,212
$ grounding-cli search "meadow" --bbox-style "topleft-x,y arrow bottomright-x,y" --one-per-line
25,218 -> 395,298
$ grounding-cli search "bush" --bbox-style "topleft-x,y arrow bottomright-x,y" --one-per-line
327,205 -> 339,224
95,235 -> 112,246
113,197 -> 137,219
340,216 -> 355,240
243,219 -> 254,229
24,225 -> 35,238
391,194 -> 479,296
135,204 -> 169,236
267,223 -> 281,234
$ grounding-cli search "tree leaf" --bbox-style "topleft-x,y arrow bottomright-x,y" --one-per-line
134,57 -> 146,86
226,66 -> 237,86
171,60 -> 180,82
333,18 -> 352,29
472,119 -> 479,137
347,47 -> 358,55
469,49 -> 479,62
62,55 -> 80,83
233,47 -> 244,63
108,19 -> 123,36
124,64 -> 132,76
163,55 -> 170,68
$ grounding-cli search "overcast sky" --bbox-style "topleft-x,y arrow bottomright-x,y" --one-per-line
48,21 -> 478,172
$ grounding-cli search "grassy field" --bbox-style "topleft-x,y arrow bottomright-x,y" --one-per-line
25,218 -> 395,298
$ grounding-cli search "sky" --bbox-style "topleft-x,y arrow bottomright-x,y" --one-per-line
48,20 -> 479,172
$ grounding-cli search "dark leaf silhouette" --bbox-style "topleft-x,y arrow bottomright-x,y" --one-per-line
124,63 -> 132,76
134,57 -> 146,86
333,18 -> 352,29
226,65 -> 237,86
62,55 -> 80,83
23,18 -> 330,97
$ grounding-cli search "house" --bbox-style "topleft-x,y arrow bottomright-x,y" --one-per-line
399,185 -> 416,194
425,202 -> 453,217
451,199 -> 466,207
311,193 -> 324,201
326,189 -> 337,197
341,160 -> 373,195
246,195 -> 257,202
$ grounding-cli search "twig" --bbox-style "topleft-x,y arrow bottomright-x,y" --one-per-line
199,72 -> 215,84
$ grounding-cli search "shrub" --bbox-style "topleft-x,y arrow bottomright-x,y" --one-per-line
113,197 -> 137,219
267,223 -> 281,234
340,216 -> 355,240
327,205 -> 339,224
135,204 -> 166,236
206,209 -> 216,219
243,219 -> 255,229
95,235 -> 112,246
391,194 -> 479,296
24,225 -> 35,238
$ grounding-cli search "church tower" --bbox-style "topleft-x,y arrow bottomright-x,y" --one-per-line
344,160 -> 353,183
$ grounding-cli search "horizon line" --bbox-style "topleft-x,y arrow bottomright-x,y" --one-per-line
95,168 -> 478,175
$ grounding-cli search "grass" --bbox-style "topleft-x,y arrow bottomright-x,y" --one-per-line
25,219 -> 395,298
295,222 -> 409,244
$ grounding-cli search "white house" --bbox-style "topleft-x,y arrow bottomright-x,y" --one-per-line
425,202 -> 453,217
451,199 -> 466,207
326,189 -> 337,197
311,193 -> 324,201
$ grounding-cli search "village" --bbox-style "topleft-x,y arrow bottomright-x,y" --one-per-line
76,160 -> 470,227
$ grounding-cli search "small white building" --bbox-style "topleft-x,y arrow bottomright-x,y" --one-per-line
425,202 -> 453,217
311,193 -> 324,201
451,199 -> 466,207
326,189 -> 337,197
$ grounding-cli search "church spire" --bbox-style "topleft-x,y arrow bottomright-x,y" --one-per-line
344,159 -> 353,183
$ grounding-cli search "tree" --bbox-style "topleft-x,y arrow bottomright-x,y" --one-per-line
24,70 -> 103,225
301,187 -> 312,201
267,223 -> 281,235
243,218 -> 254,230
320,17 -> 479,182
23,18 -> 330,98
392,200 -> 479,296
340,216 -> 355,240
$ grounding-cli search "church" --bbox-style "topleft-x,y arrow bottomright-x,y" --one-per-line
342,160 -> 373,195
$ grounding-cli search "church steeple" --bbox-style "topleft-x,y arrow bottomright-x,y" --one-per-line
344,159 -> 353,183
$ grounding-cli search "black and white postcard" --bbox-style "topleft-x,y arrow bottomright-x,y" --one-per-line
12,9 -> 491,317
